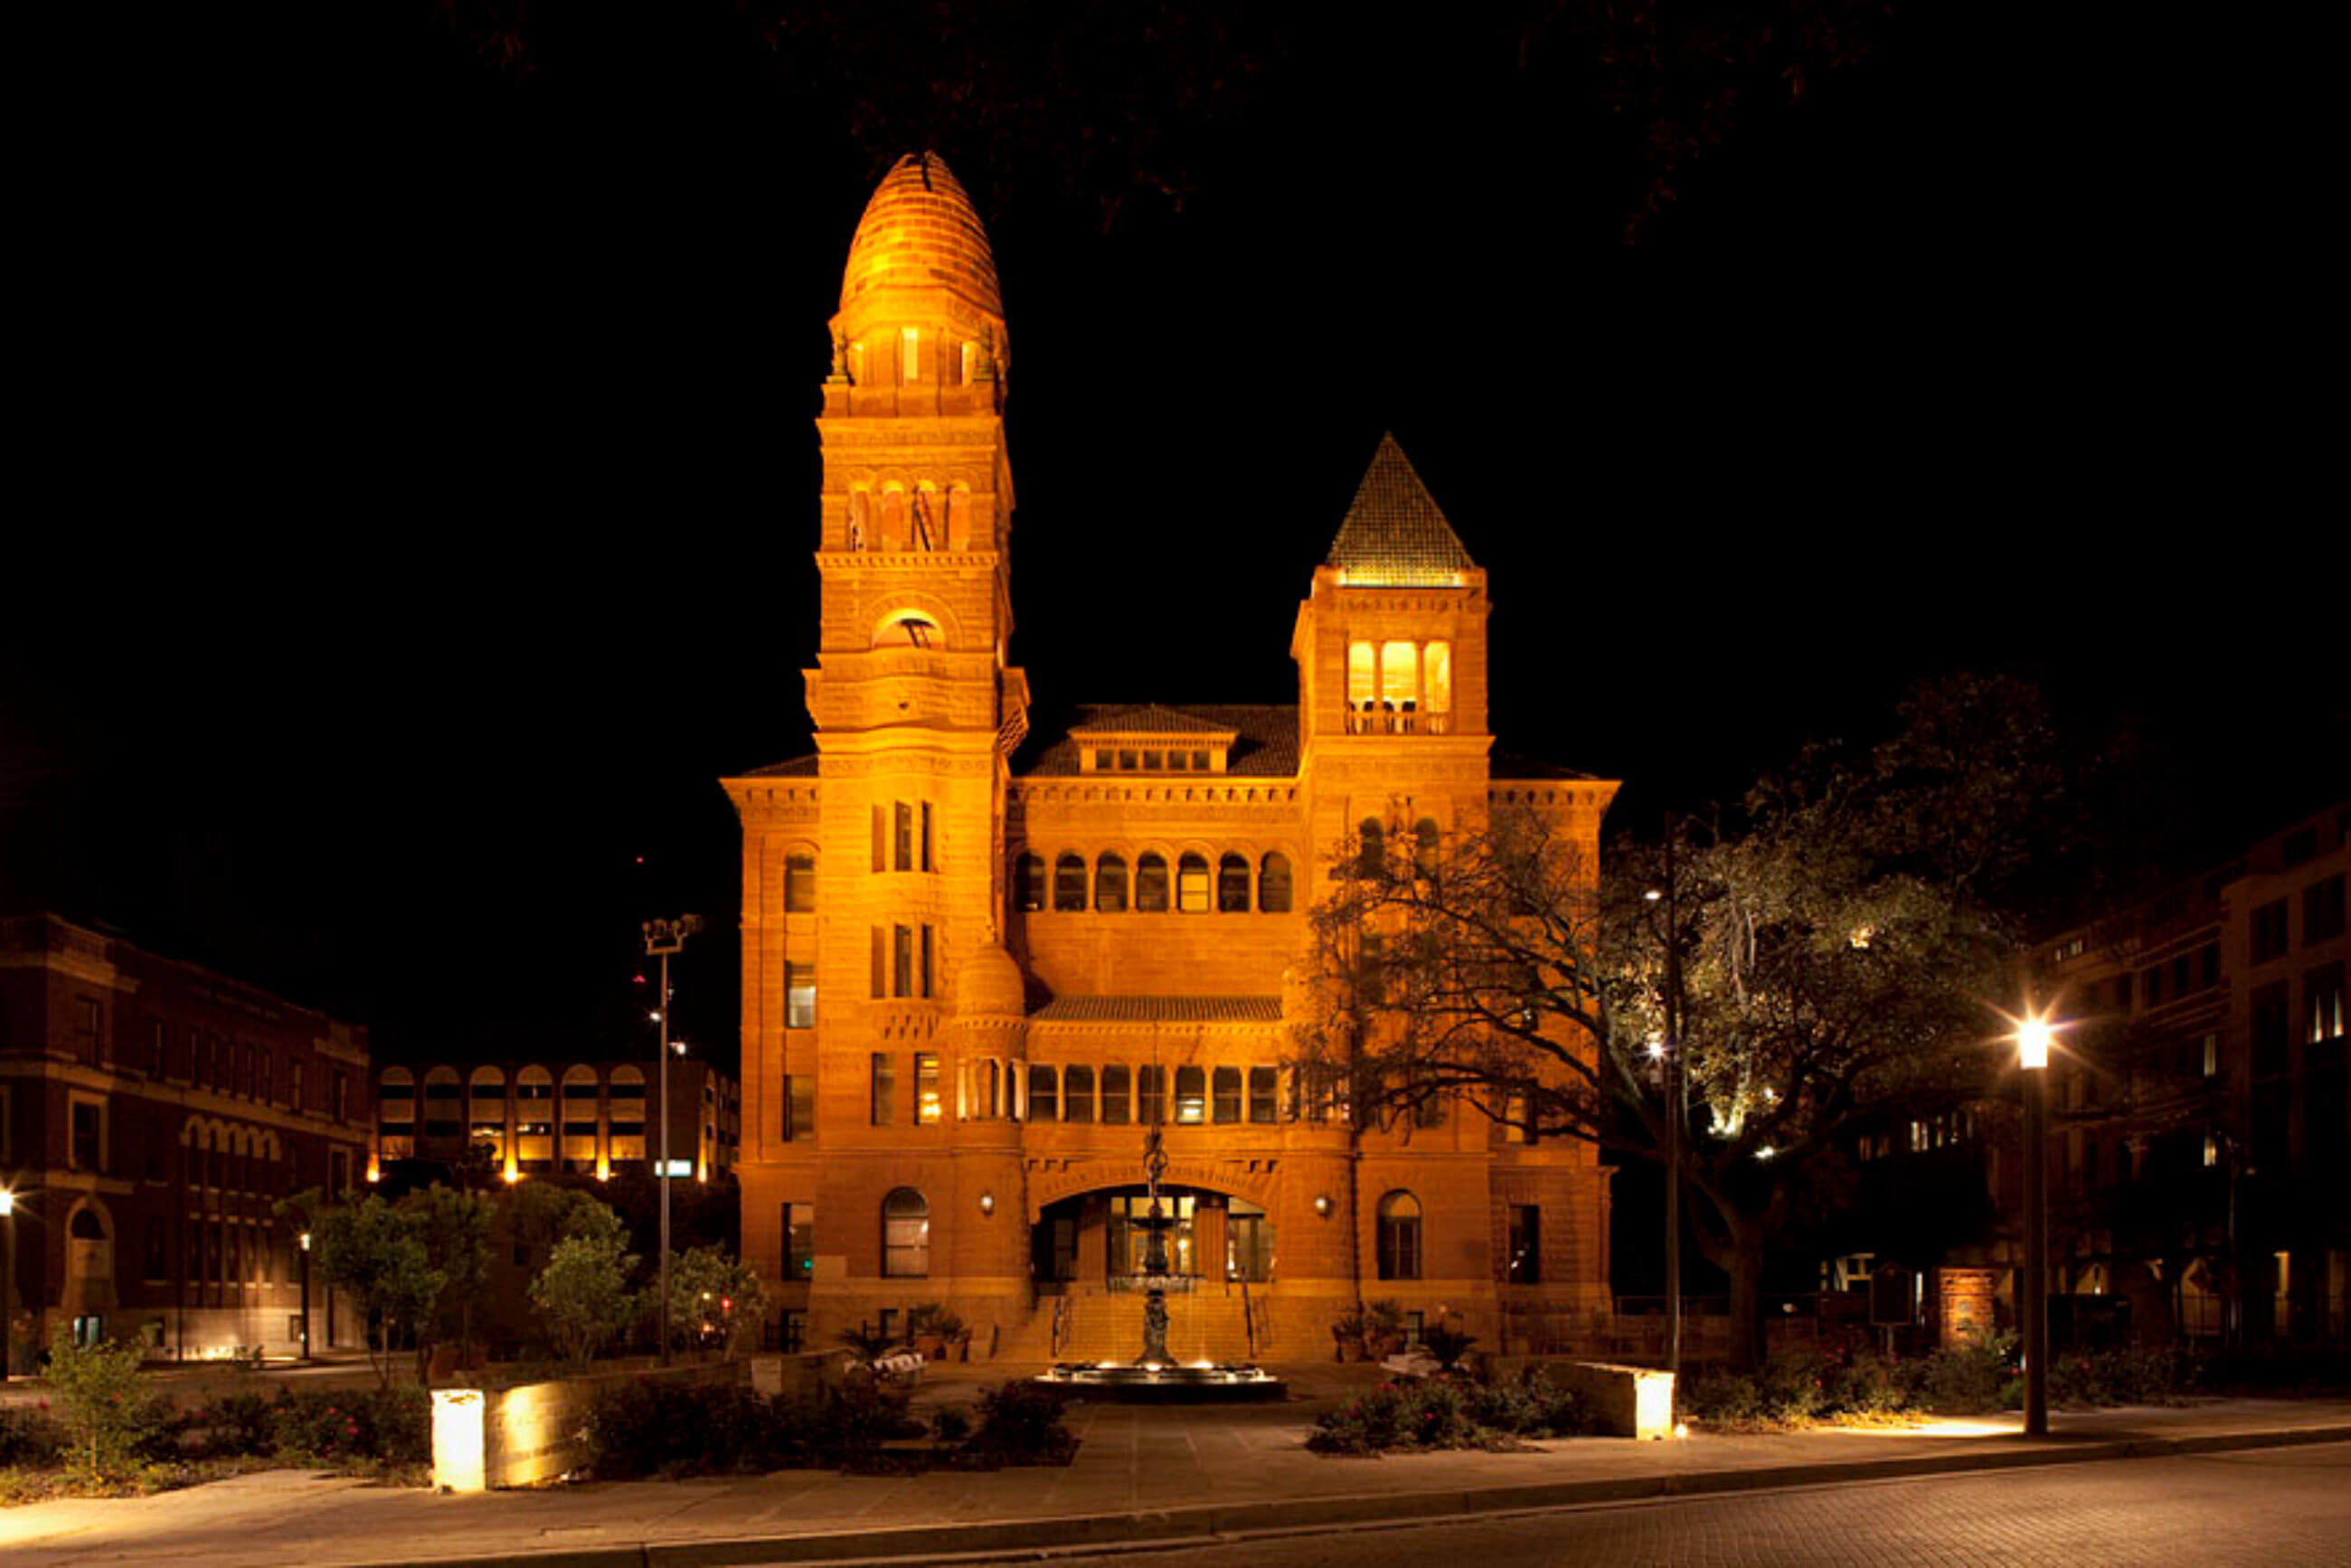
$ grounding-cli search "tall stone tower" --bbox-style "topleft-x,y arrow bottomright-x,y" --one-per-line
728,154 -> 1033,1346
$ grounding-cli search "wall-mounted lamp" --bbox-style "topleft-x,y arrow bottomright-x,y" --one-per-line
978,1191 -> 996,1215
1312,1194 -> 1333,1217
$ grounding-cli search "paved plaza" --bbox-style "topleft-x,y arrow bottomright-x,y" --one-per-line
2,1363 -> 2347,1568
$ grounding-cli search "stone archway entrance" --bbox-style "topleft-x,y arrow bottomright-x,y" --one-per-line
1032,1185 -> 1272,1294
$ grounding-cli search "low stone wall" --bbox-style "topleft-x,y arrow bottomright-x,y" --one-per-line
1484,1355 -> 1675,1440
750,1349 -> 854,1399
430,1357 -> 746,1492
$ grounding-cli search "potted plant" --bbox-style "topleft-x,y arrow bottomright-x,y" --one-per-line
1330,1302 -> 1369,1363
909,1303 -> 967,1362
1364,1299 -> 1406,1360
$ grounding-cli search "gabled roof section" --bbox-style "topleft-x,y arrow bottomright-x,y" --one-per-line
1067,704 -> 1235,739
1018,704 -> 1301,777
1325,433 -> 1476,585
737,753 -> 820,778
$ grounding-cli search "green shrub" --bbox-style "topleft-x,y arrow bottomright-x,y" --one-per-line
1308,1383 -> 1412,1455
1752,1348 -> 1827,1423
930,1403 -> 974,1443
1681,1365 -> 1761,1423
270,1386 -> 429,1465
1515,1368 -> 1590,1437
1818,1346 -> 1909,1417
0,1404 -> 67,1468
968,1379 -> 1075,1464
44,1328 -> 156,1477
188,1393 -> 279,1459
1912,1334 -> 2014,1414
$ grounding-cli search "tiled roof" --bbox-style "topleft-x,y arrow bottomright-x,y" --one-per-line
1324,433 -> 1476,583
1018,704 -> 1300,778
1030,996 -> 1284,1024
840,153 -> 1003,320
738,753 -> 820,778
1488,751 -> 1599,781
1067,704 -> 1236,737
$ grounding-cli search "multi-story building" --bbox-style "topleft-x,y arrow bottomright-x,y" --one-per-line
373,1054 -> 739,1186
1850,801 -> 2349,1352
722,155 -> 1619,1363
2034,799 -> 2349,1349
0,913 -> 373,1361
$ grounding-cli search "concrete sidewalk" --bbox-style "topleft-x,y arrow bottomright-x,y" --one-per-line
5,1364 -> 2347,1568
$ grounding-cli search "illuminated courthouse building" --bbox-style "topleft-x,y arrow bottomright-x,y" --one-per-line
723,156 -> 1619,1361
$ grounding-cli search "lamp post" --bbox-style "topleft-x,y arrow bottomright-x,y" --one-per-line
1645,817 -> 1685,1385
297,1230 -> 312,1362
643,914 -> 703,1366
2017,1015 -> 2053,1438
1,1187 -> 15,1382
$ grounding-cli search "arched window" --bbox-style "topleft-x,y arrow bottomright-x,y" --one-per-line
469,1067 -> 507,1159
1376,1191 -> 1422,1280
1064,1065 -> 1095,1124
71,1207 -> 108,1241
1218,853 -> 1251,912
1136,853 -> 1170,912
883,1187 -> 930,1278
1347,641 -> 1376,716
1094,853 -> 1128,913
1028,1063 -> 1059,1121
1381,641 -> 1419,718
881,490 -> 904,550
1015,853 -> 1046,912
1259,853 -> 1293,912
1054,853 -> 1089,912
1356,820 -> 1385,879
874,611 -> 941,648
946,486 -> 971,550
1414,817 -> 1441,880
1424,641 -> 1452,719
785,853 -> 817,912
1175,1064 -> 1206,1124
1176,853 -> 1211,913
848,490 -> 870,552
562,1066 -> 600,1171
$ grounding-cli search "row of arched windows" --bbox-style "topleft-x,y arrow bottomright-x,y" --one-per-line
846,485 -> 977,553
1016,850 -> 1295,914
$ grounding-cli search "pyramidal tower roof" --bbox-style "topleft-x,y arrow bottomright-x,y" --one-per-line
1324,434 -> 1476,585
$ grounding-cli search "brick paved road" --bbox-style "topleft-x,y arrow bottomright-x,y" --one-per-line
1004,1442 -> 2351,1568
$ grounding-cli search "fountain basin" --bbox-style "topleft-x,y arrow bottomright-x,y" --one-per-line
1036,1361 -> 1289,1403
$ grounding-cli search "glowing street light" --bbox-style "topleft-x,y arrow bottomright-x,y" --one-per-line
2016,1008 -> 2055,1438
1,1187 -> 15,1381
297,1230 -> 313,1361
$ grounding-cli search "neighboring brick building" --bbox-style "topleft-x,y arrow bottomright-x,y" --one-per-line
373,1055 -> 739,1185
0,913 -> 373,1362
1845,801 -> 2350,1353
722,155 -> 1619,1363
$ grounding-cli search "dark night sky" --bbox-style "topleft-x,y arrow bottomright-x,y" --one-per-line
6,5 -> 2339,1069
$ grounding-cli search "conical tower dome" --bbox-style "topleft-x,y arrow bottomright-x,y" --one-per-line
834,153 -> 1006,368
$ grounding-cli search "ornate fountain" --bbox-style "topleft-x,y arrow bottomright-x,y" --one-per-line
1034,1122 -> 1286,1402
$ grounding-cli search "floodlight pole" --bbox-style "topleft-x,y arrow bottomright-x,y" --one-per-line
644,915 -> 703,1366
0,1188 -> 15,1382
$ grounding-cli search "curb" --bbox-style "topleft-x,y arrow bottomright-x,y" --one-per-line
350,1424 -> 2351,1568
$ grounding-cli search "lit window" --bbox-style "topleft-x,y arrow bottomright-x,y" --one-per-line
1175,1065 -> 1206,1124
901,327 -> 921,382
1424,641 -> 1451,717
915,1053 -> 940,1125
1380,640 -> 1418,717
1177,853 -> 1211,913
786,963 -> 816,1029
1347,642 -> 1376,714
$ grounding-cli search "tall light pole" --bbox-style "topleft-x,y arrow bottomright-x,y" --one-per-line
1646,817 -> 1684,1386
297,1230 -> 312,1362
644,915 -> 702,1365
1,1187 -> 15,1382
2018,1014 -> 2053,1438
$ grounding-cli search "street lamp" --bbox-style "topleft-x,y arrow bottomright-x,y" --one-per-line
298,1230 -> 313,1362
1645,813 -> 1686,1385
2017,1013 -> 2054,1438
1,1187 -> 15,1382
644,914 -> 703,1365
